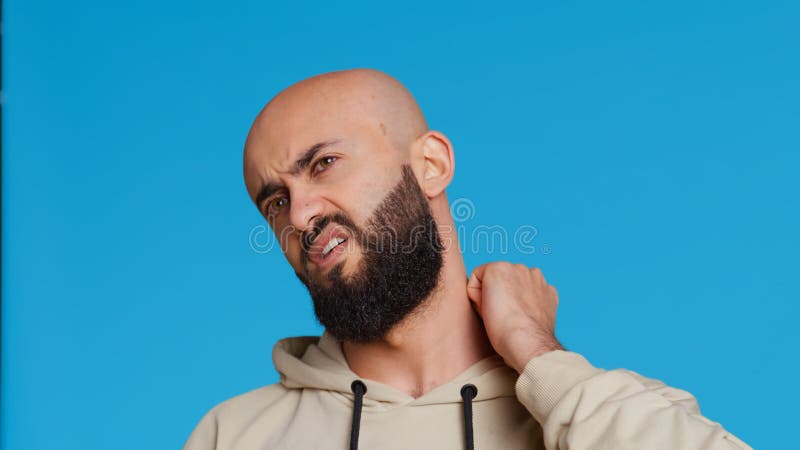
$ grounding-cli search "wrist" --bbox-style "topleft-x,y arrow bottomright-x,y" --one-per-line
507,333 -> 564,373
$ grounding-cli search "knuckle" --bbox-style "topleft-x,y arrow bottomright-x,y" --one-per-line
491,261 -> 512,272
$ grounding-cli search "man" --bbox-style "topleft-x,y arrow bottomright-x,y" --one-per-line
184,69 -> 751,449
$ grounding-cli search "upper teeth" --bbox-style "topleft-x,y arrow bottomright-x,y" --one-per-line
322,237 -> 345,256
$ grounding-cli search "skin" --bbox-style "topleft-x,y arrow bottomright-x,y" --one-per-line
243,69 -> 563,397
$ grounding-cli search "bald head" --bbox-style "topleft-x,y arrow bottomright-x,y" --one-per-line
244,70 -> 428,195
243,68 -> 455,243
260,69 -> 425,149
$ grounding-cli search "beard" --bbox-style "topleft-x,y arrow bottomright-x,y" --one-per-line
294,164 -> 444,343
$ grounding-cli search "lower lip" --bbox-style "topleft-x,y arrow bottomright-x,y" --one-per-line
313,239 -> 349,271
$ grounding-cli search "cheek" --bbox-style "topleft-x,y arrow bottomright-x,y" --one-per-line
341,173 -> 392,223
274,226 -> 303,268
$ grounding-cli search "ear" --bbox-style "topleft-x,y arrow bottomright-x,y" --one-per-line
418,131 -> 455,198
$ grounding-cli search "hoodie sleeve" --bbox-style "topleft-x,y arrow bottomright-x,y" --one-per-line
514,350 -> 752,450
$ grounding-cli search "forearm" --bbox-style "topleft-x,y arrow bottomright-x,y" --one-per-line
515,350 -> 752,450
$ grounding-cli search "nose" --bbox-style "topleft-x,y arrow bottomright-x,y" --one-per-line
288,187 -> 324,235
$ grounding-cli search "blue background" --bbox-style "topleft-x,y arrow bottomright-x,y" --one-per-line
3,1 -> 798,448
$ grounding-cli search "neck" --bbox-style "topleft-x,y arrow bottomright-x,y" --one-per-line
341,235 -> 496,398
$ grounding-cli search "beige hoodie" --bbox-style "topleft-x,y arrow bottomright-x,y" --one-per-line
184,332 -> 751,449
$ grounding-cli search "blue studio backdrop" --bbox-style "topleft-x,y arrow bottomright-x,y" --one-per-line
3,1 -> 798,449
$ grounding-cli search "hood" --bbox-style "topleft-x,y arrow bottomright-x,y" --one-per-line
272,331 -> 519,409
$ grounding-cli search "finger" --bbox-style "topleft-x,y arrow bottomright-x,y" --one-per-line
470,263 -> 490,283
548,285 -> 559,304
530,266 -> 546,284
466,273 -> 482,306
466,264 -> 489,306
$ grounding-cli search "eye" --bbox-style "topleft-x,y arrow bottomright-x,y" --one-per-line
265,196 -> 289,218
312,156 -> 338,175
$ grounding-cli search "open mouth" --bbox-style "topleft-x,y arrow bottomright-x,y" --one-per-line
322,236 -> 348,257
303,222 -> 353,272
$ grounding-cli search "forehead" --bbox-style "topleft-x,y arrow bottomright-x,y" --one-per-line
243,103 -> 384,199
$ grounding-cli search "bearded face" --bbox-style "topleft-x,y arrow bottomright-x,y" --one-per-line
295,165 -> 444,343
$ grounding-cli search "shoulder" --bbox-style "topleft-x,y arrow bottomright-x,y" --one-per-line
207,382 -> 297,421
184,383 -> 299,449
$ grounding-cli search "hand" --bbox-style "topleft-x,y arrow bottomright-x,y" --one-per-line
467,262 -> 564,373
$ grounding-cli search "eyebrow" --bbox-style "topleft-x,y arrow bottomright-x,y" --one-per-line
254,139 -> 341,207
255,181 -> 284,208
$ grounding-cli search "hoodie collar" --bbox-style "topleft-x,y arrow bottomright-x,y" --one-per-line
273,332 -> 518,408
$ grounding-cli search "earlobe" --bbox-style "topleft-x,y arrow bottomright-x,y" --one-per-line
421,131 -> 455,197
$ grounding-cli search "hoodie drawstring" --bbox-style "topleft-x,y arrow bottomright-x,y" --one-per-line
349,380 -> 367,450
348,380 -> 478,450
460,384 -> 478,450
